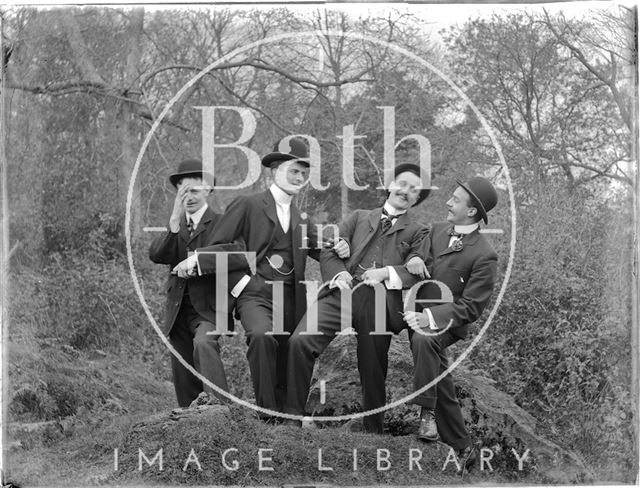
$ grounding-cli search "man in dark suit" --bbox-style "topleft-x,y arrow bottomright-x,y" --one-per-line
284,163 -> 432,433
404,176 -> 499,469
189,137 -> 327,418
149,159 -> 248,407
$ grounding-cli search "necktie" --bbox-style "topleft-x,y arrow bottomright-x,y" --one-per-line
380,209 -> 395,234
448,227 -> 462,238
186,218 -> 194,236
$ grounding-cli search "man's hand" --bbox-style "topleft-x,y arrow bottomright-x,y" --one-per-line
405,256 -> 430,279
361,267 -> 389,286
331,271 -> 353,290
332,238 -> 350,259
403,311 -> 430,330
169,183 -> 190,233
172,257 -> 196,279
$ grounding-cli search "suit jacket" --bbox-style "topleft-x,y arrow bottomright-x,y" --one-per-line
320,208 -> 430,334
417,221 -> 498,340
197,190 -> 321,326
148,206 -> 248,336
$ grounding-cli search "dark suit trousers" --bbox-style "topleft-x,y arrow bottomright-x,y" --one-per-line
169,294 -> 229,407
285,286 -> 392,434
236,279 -> 296,413
409,330 -> 470,450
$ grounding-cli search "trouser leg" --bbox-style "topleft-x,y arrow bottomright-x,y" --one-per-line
434,369 -> 470,450
353,286 -> 392,434
237,296 -> 279,410
284,291 -> 344,415
274,284 -> 296,410
410,330 -> 470,449
236,283 -> 296,412
168,303 -> 202,407
192,320 -> 230,403
409,332 -> 449,409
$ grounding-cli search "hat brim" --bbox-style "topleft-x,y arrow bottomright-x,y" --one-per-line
261,152 -> 310,168
456,179 -> 488,224
169,171 -> 215,188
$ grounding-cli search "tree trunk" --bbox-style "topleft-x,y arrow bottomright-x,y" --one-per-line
630,54 -> 639,453
118,9 -> 144,244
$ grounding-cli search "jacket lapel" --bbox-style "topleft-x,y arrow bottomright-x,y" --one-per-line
290,204 -> 302,247
349,208 -> 382,268
436,225 -> 453,257
386,212 -> 410,234
290,197 -> 300,230
256,191 -> 278,262
187,207 -> 214,245
262,190 -> 279,227
437,226 -> 480,256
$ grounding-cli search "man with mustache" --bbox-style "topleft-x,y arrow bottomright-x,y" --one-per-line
283,163 -> 432,433
404,176 -> 498,471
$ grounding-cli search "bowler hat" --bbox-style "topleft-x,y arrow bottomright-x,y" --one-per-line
393,162 -> 435,206
456,176 -> 498,224
261,137 -> 310,168
169,159 -> 215,188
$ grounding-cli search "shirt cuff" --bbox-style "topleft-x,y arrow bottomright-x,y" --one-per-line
185,253 -> 198,273
230,274 -> 251,298
425,309 -> 438,330
384,266 -> 402,289
329,271 -> 350,289
169,220 -> 180,233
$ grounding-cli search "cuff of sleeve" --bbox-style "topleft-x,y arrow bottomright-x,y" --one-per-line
169,220 -> 180,234
230,274 -> 251,298
330,271 -> 349,289
339,238 -> 350,253
186,253 -> 198,273
425,309 -> 438,330
384,266 -> 402,289
195,250 -> 202,276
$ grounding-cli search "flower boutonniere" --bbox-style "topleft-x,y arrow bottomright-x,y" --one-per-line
451,239 -> 463,252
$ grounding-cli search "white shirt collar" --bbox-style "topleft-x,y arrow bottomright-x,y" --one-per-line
383,201 -> 407,218
186,203 -> 208,228
270,183 -> 293,206
454,223 -> 479,235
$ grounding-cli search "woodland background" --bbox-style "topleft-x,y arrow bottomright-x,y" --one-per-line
2,4 -> 637,485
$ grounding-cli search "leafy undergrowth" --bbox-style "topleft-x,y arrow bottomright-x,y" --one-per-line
6,338 -> 175,486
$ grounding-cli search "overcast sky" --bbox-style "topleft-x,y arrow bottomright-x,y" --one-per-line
12,1 -> 627,20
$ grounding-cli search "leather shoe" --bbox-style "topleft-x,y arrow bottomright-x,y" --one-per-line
458,444 -> 477,473
342,418 -> 364,432
417,408 -> 439,442
189,391 -> 224,408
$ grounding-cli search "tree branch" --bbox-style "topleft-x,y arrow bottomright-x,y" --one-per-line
543,10 -> 632,131
60,12 -> 104,85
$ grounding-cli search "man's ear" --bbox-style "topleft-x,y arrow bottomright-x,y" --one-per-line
467,207 -> 478,218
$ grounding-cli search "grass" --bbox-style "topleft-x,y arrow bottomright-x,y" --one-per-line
9,403 -> 539,486
6,332 -> 541,487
